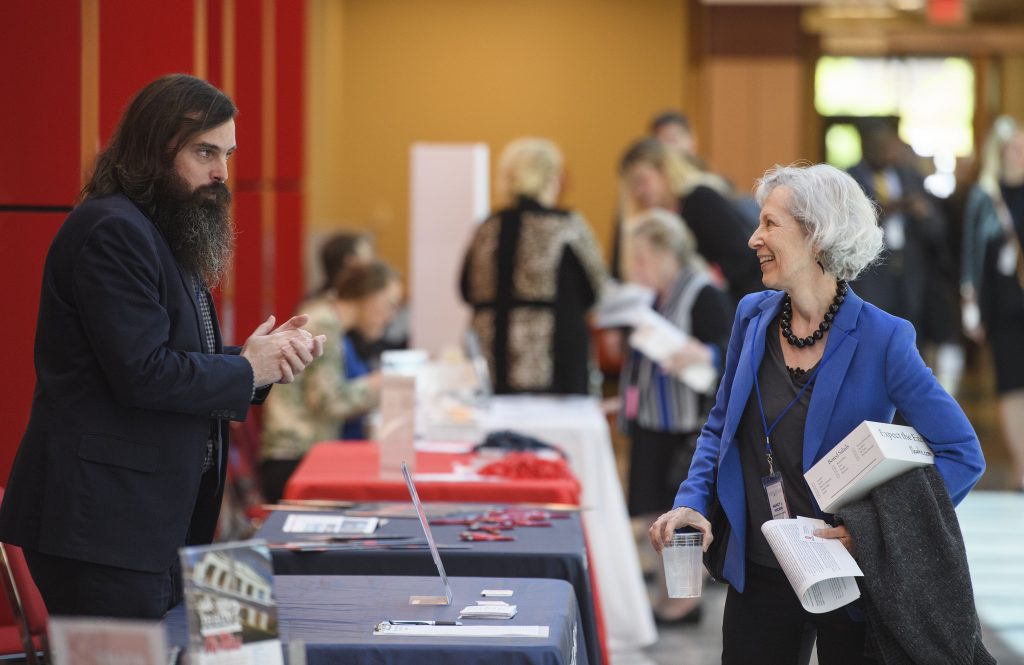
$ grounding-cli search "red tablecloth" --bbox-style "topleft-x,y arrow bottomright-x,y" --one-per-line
283,441 -> 582,505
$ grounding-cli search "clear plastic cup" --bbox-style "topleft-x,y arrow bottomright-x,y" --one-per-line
662,532 -> 703,598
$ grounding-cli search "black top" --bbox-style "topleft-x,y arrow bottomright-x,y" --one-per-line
678,186 -> 764,304
608,186 -> 762,307
980,183 -> 1024,328
1001,182 -> 1024,244
460,197 -> 606,395
738,315 -> 819,568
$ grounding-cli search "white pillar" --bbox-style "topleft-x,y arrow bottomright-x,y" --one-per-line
408,143 -> 489,357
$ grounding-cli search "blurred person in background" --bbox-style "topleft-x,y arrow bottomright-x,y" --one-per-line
847,122 -> 949,338
650,109 -> 762,232
650,110 -> 706,171
650,163 -> 985,664
966,116 -> 1024,490
306,231 -> 374,301
307,230 -> 409,367
261,260 -> 402,502
619,209 -> 732,624
460,138 -> 608,395
614,137 -> 762,306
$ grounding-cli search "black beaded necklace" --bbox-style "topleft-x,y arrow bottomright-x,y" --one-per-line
780,280 -> 848,348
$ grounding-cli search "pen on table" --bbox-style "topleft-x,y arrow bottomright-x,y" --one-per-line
387,619 -> 462,626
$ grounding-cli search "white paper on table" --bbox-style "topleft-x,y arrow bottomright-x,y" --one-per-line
628,309 -> 718,394
412,473 -> 494,483
374,624 -> 548,638
414,440 -> 477,454
459,604 -> 518,619
282,514 -> 379,535
761,518 -> 864,614
593,281 -> 656,328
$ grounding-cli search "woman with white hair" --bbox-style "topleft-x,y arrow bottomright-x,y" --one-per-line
963,116 -> 1024,491
649,163 -> 986,663
460,138 -> 607,394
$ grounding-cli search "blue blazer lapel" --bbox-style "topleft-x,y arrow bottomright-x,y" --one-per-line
721,291 -> 786,457
801,288 -> 864,471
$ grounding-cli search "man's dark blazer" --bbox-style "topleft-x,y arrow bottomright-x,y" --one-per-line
0,194 -> 263,573
847,161 -> 947,333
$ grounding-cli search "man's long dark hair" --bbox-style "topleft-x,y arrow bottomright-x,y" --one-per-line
81,74 -> 237,214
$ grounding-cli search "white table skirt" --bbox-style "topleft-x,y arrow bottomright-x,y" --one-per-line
481,395 -> 658,651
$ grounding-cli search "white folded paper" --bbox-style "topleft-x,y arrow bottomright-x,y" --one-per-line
374,623 -> 548,638
459,604 -> 518,620
282,514 -> 379,535
593,281 -> 657,328
761,517 -> 864,614
628,310 -> 718,394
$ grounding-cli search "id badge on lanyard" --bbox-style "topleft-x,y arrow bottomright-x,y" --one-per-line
761,442 -> 791,520
749,312 -> 848,521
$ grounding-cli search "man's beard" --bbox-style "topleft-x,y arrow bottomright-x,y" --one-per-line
151,172 -> 235,287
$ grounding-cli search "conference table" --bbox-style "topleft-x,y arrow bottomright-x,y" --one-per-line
257,506 -> 603,665
165,575 -> 587,665
284,395 -> 656,652
430,394 -> 658,651
283,441 -> 581,505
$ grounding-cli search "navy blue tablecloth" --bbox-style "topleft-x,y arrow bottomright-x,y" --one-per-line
257,507 -> 601,665
165,575 -> 587,665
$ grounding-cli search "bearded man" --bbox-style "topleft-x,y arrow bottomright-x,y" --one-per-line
0,74 -> 324,618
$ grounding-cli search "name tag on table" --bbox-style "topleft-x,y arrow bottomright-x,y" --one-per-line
373,623 -> 548,638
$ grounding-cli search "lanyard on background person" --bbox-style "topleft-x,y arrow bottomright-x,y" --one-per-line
749,311 -> 849,519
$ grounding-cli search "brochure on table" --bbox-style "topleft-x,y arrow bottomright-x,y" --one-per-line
282,513 -> 378,535
48,617 -> 167,665
179,539 -> 283,665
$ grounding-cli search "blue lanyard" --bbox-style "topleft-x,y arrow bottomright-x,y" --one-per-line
749,312 -> 848,475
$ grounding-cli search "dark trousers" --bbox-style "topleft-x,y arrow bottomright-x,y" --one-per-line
23,466 -> 219,619
722,561 -> 874,665
24,549 -> 182,619
260,458 -> 301,504
627,424 -> 696,517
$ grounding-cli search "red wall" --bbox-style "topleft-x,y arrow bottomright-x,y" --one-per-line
1,0 -> 306,504
0,0 -> 81,491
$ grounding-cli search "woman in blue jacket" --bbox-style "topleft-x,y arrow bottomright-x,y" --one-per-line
649,163 -> 986,664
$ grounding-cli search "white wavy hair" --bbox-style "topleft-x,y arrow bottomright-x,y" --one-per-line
755,163 -> 883,282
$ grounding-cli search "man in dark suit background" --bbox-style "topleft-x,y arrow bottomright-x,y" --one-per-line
847,120 -> 949,337
0,74 -> 325,618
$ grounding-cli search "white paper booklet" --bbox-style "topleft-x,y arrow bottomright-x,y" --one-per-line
628,309 -> 718,394
593,281 -> 656,328
760,517 -> 864,614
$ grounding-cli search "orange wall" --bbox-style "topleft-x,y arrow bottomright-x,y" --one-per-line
306,0 -> 693,272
